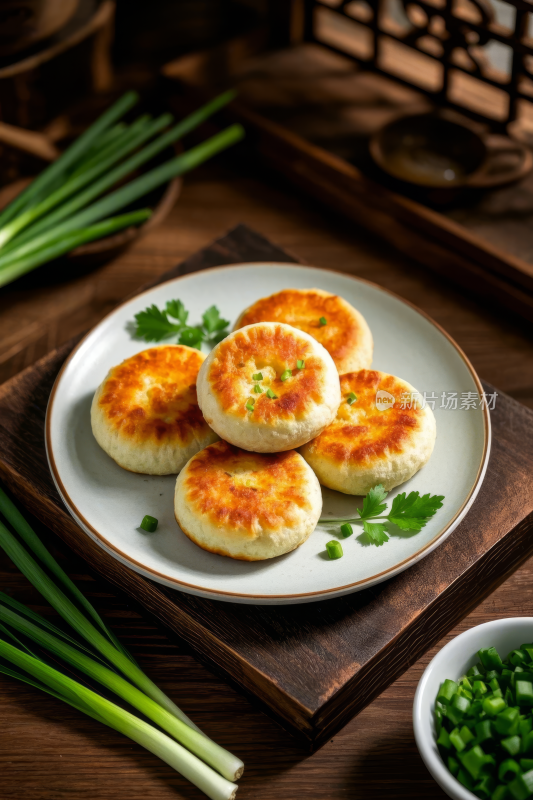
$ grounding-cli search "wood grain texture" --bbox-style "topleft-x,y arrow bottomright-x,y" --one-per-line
0,225 -> 532,749
4,535 -> 533,800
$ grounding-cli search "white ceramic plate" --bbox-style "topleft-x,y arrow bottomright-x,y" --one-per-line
46,263 -> 490,605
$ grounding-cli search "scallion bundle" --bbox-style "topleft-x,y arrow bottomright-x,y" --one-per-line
0,90 -> 244,288
0,486 -> 243,799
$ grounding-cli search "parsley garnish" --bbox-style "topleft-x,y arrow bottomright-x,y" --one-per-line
133,299 -> 230,349
319,484 -> 444,547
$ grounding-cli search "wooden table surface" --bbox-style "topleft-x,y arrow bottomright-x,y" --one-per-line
1,153 -> 533,799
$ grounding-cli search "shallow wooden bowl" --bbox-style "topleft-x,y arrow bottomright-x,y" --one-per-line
67,173 -> 182,268
0,158 -> 182,282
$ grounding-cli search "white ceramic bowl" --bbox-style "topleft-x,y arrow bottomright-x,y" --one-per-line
413,618 -> 533,800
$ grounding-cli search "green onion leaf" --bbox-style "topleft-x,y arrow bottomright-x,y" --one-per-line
347,392 -> 357,405
0,90 -> 238,262
0,516 -> 200,729
0,638 -> 239,800
296,360 -> 305,369
252,373 -> 263,381
253,384 -> 263,393
319,317 -> 327,326
0,211 -> 152,289
0,488 -> 130,661
266,388 -> 277,399
0,91 -> 139,234
280,369 -> 292,382
0,603 -> 241,784
140,516 -> 158,533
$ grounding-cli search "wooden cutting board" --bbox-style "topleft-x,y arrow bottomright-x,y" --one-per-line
0,224 -> 532,750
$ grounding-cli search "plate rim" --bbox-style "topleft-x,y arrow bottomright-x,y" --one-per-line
45,262 -> 491,602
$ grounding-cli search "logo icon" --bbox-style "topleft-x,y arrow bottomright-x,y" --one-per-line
375,389 -> 395,411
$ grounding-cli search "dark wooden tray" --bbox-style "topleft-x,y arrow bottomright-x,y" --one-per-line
0,224 -> 532,750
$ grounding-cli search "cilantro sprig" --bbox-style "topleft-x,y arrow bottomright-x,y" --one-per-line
133,299 -> 230,350
319,484 -> 444,547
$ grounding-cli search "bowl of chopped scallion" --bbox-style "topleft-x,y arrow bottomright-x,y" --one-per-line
414,618 -> 533,800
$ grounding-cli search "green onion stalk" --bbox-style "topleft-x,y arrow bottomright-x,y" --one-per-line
0,487 -> 244,788
0,91 -> 139,232
0,89 -> 241,287
0,123 -> 244,276
0,639 -> 238,800
0,212 -> 153,288
0,113 -> 172,248
0,602 -> 240,781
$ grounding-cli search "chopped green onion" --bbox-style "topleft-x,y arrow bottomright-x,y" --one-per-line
458,745 -> 487,780
140,515 -> 158,533
437,727 -> 451,749
448,756 -> 460,776
517,680 -> 533,706
495,707 -> 520,735
493,785 -> 509,800
502,735 -> 521,757
478,647 -> 504,671
326,541 -> 343,560
438,679 -> 459,705
474,774 -> 495,799
245,400 -> 255,412
340,523 -> 353,538
347,392 -> 357,405
280,369 -> 292,382
253,384 -> 263,394
436,642 -> 533,799
509,769 -> 533,800
510,650 -> 529,667
252,372 -> 263,381
296,360 -> 305,369
475,719 -> 493,743
319,317 -> 327,326
483,696 -> 506,716
499,758 -> 521,782
457,768 -> 475,790
266,388 -> 277,399
449,727 -> 468,752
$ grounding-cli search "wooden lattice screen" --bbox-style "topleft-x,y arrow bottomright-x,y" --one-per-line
302,0 -> 533,132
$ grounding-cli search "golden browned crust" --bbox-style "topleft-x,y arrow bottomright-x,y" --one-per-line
235,289 -> 369,372
96,345 -> 209,446
176,517 -> 303,561
180,441 -> 313,536
304,370 -> 426,466
207,323 -> 324,422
